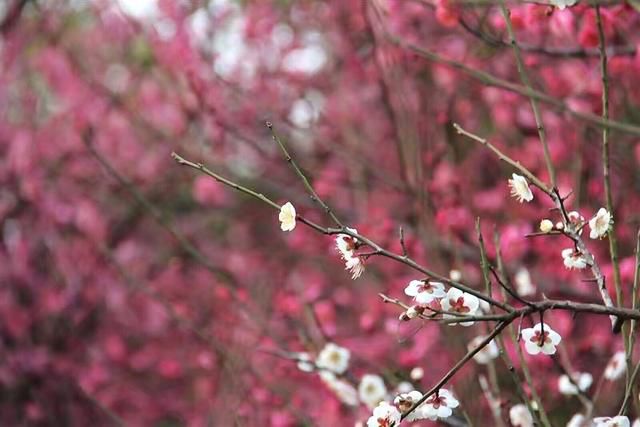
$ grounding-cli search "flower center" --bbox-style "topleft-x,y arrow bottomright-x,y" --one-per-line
531,330 -> 550,347
426,395 -> 447,409
449,297 -> 470,313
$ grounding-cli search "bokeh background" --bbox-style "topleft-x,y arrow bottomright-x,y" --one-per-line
2,0 -> 640,425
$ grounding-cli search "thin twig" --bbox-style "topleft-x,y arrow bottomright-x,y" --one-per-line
499,1 -> 556,188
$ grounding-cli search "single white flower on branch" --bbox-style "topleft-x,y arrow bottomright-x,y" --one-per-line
404,280 -> 446,304
366,401 -> 401,427
558,372 -> 592,395
589,208 -> 613,239
508,173 -> 534,203
316,343 -> 350,374
604,351 -> 626,380
440,288 -> 480,326
278,201 -> 297,231
520,322 -> 562,355
358,374 -> 387,409
509,404 -> 534,427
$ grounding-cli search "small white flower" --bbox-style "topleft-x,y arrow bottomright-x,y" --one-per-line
593,416 -> 630,427
294,352 -> 314,372
520,322 -> 562,355
279,202 -> 297,231
508,173 -> 534,203
358,374 -> 388,409
550,0 -> 578,10
562,248 -> 588,270
510,404 -> 534,427
410,367 -> 424,381
345,255 -> 365,280
316,343 -> 350,374
589,208 -> 612,239
366,401 -> 401,427
556,221 -> 565,230
632,419 -> 640,427
394,390 -> 427,421
604,351 -> 627,380
558,372 -> 592,395
468,335 -> 500,364
479,299 -> 491,313
449,269 -> 462,281
567,413 -> 587,427
404,280 -> 446,304
515,267 -> 536,296
422,389 -> 459,420
540,219 -> 554,233
440,288 -> 480,326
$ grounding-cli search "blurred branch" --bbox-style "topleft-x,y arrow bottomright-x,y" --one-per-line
0,0 -> 29,35
372,14 -> 640,136
457,15 -> 636,58
499,1 -> 556,187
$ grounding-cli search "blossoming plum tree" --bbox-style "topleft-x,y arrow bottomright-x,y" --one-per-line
3,0 -> 640,425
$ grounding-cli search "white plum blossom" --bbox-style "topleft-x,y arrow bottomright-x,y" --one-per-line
509,173 -> 534,203
633,419 -> 640,427
358,374 -> 388,409
540,219 -> 554,233
567,414 -> 587,427
394,390 -> 428,421
294,352 -> 314,372
440,288 -> 480,326
593,416 -> 630,427
562,248 -> 588,270
404,280 -> 446,304
366,401 -> 401,427
515,267 -> 536,296
521,322 -> 562,355
316,343 -> 350,374
589,208 -> 612,239
335,228 -> 365,279
558,372 -> 593,395
510,404 -> 534,427
604,351 -> 627,380
278,202 -> 297,231
550,0 -> 578,10
468,335 -> 500,364
422,389 -> 459,420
